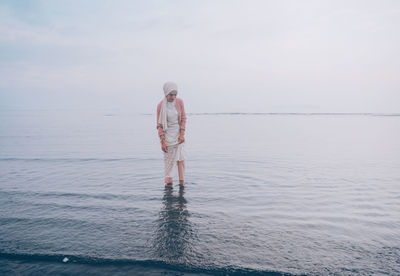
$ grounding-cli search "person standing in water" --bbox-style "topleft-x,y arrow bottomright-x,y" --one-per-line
157,82 -> 187,188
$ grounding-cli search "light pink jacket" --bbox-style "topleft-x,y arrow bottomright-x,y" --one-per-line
156,98 -> 187,137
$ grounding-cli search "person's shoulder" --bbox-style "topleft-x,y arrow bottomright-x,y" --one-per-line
176,98 -> 184,105
157,100 -> 163,108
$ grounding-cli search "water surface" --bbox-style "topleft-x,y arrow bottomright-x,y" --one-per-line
1,110 -> 400,275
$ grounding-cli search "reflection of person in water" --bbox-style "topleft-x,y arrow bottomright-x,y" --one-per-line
153,187 -> 194,261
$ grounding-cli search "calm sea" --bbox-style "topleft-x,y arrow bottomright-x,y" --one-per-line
1,109 -> 399,275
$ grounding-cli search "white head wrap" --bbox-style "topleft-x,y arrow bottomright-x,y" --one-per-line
158,81 -> 178,131
163,82 -> 178,96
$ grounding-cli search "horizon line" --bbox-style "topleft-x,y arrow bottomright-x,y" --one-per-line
143,112 -> 400,116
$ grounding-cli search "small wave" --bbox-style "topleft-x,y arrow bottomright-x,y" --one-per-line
0,157 -> 158,163
0,252 -> 293,275
0,190 -> 143,202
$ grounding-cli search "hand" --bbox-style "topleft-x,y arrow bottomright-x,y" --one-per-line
178,135 -> 185,144
161,141 -> 168,152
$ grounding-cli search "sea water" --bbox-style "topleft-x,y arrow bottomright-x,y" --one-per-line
1,109 -> 399,275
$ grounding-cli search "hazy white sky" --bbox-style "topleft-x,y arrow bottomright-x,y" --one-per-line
1,0 -> 399,113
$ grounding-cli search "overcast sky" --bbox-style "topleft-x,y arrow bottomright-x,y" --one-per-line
1,0 -> 399,113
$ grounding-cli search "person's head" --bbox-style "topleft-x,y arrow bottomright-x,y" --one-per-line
166,90 -> 177,102
163,82 -> 178,102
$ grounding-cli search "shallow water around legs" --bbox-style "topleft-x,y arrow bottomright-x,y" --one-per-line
1,110 -> 400,275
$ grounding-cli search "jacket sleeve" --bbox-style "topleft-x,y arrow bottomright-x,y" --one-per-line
156,102 -> 164,137
179,99 -> 187,131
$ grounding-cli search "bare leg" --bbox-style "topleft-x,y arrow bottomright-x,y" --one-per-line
178,161 -> 185,186
165,177 -> 173,188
